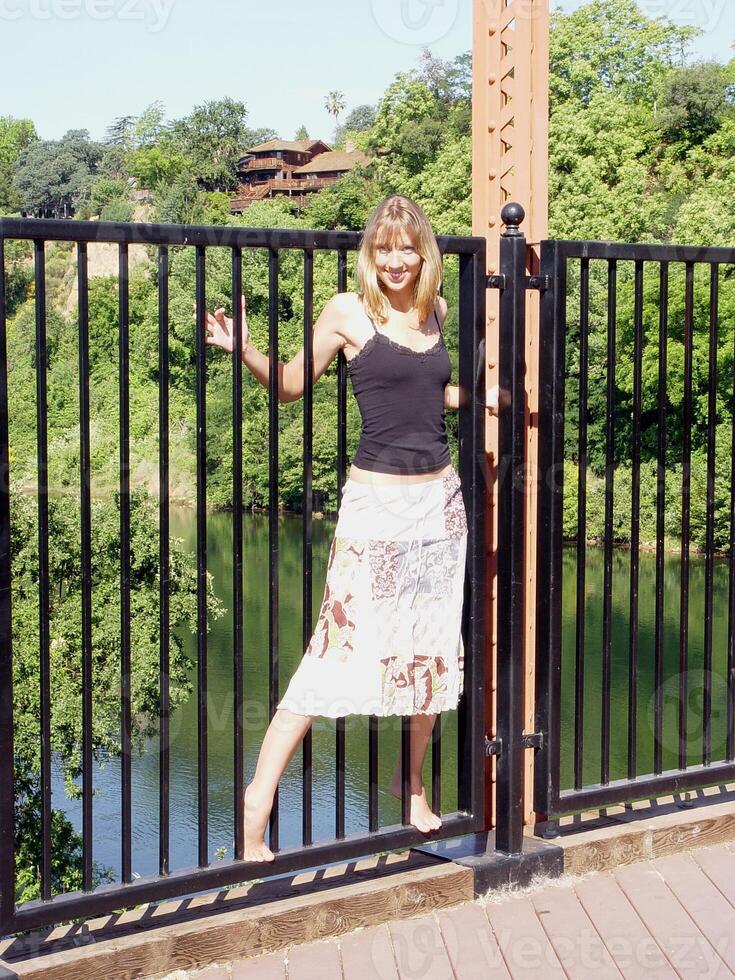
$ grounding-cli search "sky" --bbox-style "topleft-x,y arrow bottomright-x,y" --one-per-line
1,0 -> 733,144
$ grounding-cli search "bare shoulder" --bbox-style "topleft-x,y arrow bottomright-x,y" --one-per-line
325,291 -> 357,315
326,292 -> 368,353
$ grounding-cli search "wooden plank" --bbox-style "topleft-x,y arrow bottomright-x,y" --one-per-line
555,798 -> 735,877
1,863 -> 471,980
652,850 -> 735,974
436,903 -> 511,978
286,940 -> 342,980
573,872 -> 677,979
529,884 -> 623,979
613,861 -> 735,978
230,952 -> 286,979
339,925 -> 398,980
0,851 -> 435,963
388,915 -> 454,980
484,895 -> 567,980
694,843 -> 735,908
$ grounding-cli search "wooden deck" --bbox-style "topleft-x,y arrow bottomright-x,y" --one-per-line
171,840 -> 735,979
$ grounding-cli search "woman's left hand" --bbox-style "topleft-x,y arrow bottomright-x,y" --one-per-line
486,384 -> 511,415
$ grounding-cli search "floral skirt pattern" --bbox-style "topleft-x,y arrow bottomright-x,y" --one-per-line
276,465 -> 468,718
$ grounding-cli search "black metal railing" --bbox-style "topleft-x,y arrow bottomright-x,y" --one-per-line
0,217 -> 488,934
534,234 -> 735,826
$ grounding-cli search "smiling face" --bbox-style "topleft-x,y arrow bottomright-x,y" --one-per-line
374,229 -> 423,297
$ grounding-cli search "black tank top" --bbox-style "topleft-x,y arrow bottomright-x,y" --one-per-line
346,303 -> 452,475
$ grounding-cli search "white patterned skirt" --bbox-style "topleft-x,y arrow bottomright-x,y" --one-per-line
276,465 -> 468,718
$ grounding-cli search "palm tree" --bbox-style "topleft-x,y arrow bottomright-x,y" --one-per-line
324,91 -> 347,140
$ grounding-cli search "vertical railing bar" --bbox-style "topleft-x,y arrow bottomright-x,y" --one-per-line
0,236 -> 16,932
476,241 -> 487,825
456,252 -> 472,820
432,251 -> 446,817
495,216 -> 526,854
431,714 -> 441,815
119,242 -> 132,884
627,259 -> 643,782
232,247 -> 245,861
301,248 -> 314,848
653,263 -> 668,775
728,261 -> 735,762
600,258 -> 616,786
369,715 -> 379,832
678,262 -> 694,773
33,241 -> 53,902
456,242 -> 486,826
574,257 -> 589,791
268,245 -> 280,853
703,262 -> 718,767
77,242 -> 93,890
158,245 -> 170,876
533,241 -> 566,826
195,244 -> 209,867
335,249 -> 347,840
400,721 -> 410,827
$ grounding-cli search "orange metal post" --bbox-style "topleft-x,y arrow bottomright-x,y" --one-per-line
472,0 -> 549,830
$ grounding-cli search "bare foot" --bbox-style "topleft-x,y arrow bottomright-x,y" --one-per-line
243,782 -> 275,862
388,775 -> 442,833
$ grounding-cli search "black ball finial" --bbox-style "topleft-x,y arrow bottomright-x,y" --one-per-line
501,202 -> 525,236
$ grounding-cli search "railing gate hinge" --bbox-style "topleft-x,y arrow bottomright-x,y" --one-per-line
522,731 -> 544,750
484,736 -> 502,757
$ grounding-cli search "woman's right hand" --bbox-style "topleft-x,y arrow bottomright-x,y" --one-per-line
203,294 -> 250,354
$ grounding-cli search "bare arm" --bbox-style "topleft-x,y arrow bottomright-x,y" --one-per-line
438,297 -> 503,414
271,292 -> 349,403
205,292 -> 348,403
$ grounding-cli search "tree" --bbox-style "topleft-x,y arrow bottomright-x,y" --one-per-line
105,114 -> 137,148
366,74 -> 444,188
549,0 -> 700,109
324,90 -> 347,139
654,61 -> 735,152
127,144 -> 189,189
134,100 -> 168,148
169,97 -> 252,192
548,90 -> 665,242
417,48 -> 471,106
333,105 -> 377,148
0,116 -> 38,213
294,124 -> 310,140
301,168 -> 383,229
12,129 -> 103,217
0,117 -> 37,171
153,171 -> 207,224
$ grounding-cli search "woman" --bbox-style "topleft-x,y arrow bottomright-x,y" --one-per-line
204,195 -> 500,862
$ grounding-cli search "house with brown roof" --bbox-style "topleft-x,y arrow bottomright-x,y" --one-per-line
231,138 -> 372,212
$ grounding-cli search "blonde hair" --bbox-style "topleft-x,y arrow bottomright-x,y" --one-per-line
355,195 -> 443,327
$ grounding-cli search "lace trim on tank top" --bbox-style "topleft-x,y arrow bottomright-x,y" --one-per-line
346,309 -> 444,374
